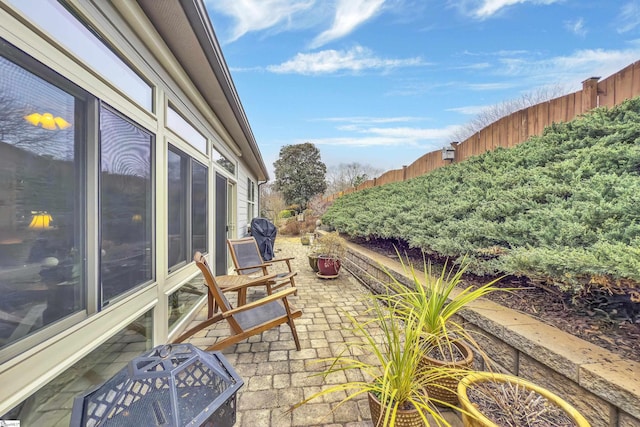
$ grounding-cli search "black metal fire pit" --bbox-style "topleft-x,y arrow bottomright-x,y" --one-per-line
70,343 -> 243,427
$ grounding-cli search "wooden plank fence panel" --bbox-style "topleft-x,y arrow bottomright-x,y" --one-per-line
615,63 -> 634,104
565,92 -> 576,120
499,117 -> 509,149
598,76 -> 616,107
539,102 -> 550,134
574,90 -> 583,115
633,62 -> 640,98
486,123 -> 495,150
479,128 -> 488,154
507,112 -> 517,147
550,95 -> 567,124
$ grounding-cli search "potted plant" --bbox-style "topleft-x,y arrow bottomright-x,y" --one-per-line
292,297 -> 464,426
382,255 -> 505,406
458,372 -> 591,427
309,231 -> 347,277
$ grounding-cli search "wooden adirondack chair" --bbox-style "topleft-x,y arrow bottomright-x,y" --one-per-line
227,237 -> 297,293
174,252 -> 302,351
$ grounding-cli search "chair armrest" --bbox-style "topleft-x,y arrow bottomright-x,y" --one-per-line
221,273 -> 278,292
271,257 -> 294,262
269,257 -> 294,272
222,288 -> 297,317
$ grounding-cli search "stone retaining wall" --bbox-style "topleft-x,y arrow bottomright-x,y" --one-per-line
342,242 -> 640,427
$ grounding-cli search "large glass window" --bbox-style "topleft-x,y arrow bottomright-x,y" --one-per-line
192,161 -> 207,255
168,146 -> 208,271
100,106 -> 153,305
212,146 -> 235,175
168,149 -> 187,269
6,0 -> 153,111
167,106 -> 206,154
0,39 -> 85,350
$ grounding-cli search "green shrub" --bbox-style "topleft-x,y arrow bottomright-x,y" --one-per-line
323,97 -> 640,296
278,209 -> 294,219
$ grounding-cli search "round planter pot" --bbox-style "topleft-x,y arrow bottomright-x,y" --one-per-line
317,255 -> 341,277
457,372 -> 591,427
419,340 -> 473,406
308,255 -> 319,272
368,392 -> 425,427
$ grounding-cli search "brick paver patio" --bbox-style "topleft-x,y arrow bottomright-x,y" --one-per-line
185,237 -> 462,427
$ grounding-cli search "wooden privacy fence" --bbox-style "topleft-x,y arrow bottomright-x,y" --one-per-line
326,60 -> 640,202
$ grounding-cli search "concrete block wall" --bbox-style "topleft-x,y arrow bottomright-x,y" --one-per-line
342,242 -> 640,427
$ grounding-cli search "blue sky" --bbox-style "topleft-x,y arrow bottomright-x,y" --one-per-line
204,0 -> 640,179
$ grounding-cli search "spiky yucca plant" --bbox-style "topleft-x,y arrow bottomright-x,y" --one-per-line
292,297 -> 465,426
382,254 -> 505,359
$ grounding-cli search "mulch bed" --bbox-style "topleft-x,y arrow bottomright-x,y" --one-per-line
348,236 -> 640,363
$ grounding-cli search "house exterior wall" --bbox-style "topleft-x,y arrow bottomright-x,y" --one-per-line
0,0 -> 265,422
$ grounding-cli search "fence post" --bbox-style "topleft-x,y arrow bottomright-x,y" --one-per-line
582,77 -> 600,112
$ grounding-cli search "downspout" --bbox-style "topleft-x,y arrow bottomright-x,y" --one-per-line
257,179 -> 268,219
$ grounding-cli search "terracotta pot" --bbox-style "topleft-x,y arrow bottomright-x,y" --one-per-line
368,392 -> 425,427
458,372 -> 591,427
419,340 -> 473,406
317,255 -> 340,277
308,255 -> 319,272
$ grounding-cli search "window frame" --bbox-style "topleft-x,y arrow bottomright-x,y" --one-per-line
0,37 -> 92,362
167,144 -> 208,274
98,102 -> 155,308
247,177 -> 256,221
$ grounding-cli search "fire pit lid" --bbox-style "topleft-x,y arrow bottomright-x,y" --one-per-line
70,343 -> 243,426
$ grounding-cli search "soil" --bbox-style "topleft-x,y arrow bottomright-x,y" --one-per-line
349,236 -> 640,364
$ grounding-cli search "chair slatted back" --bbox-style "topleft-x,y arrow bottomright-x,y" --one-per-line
227,237 -> 264,275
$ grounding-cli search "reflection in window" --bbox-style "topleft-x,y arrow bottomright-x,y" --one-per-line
167,106 -> 206,154
100,106 -> 153,305
168,275 -> 206,330
168,146 -> 208,271
3,309 -> 153,425
0,42 -> 85,351
212,146 -> 235,175
168,149 -> 186,269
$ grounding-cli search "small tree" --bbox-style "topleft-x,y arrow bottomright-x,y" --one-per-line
326,162 -> 383,194
259,182 -> 286,222
273,142 -> 327,210
450,85 -> 567,142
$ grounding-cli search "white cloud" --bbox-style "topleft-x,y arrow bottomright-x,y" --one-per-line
496,47 -> 640,87
617,1 -> 640,33
205,0 -> 315,42
467,82 -> 516,90
565,17 -> 587,37
310,0 -> 386,48
458,62 -> 492,70
306,119 -> 460,148
472,0 -> 560,19
319,116 -> 423,124
267,45 -> 425,75
447,105 -> 490,115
